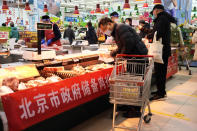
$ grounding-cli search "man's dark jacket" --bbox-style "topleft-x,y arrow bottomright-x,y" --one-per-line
86,26 -> 98,44
111,24 -> 148,57
147,11 -> 177,57
63,27 -> 75,44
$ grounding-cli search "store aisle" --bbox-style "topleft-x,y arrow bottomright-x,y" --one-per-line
70,68 -> 197,131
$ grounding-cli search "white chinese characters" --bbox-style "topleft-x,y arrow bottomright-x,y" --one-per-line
19,97 -> 35,119
81,81 -> 91,96
71,83 -> 82,100
34,94 -> 49,114
48,90 -> 60,108
60,87 -> 72,103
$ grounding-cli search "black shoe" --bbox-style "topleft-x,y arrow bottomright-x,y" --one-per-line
122,111 -> 141,118
151,91 -> 158,95
150,94 -> 167,101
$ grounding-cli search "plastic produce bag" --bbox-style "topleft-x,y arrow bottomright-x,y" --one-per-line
148,31 -> 164,64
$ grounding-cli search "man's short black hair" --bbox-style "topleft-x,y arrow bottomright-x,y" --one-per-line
110,11 -> 119,18
98,17 -> 113,28
87,21 -> 92,28
150,4 -> 164,15
41,15 -> 50,20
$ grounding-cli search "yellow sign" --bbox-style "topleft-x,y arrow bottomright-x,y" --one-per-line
0,64 -> 39,86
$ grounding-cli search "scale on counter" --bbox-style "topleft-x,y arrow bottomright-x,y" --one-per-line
22,48 -> 56,61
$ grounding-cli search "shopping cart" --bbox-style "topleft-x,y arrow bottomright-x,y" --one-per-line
109,54 -> 154,131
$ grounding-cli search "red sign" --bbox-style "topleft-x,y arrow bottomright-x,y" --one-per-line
0,31 -> 9,39
2,68 -> 113,131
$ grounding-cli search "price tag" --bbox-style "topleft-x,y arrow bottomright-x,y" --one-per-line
37,23 -> 53,30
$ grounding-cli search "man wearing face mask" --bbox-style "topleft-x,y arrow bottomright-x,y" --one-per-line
110,12 -> 120,23
125,18 -> 132,26
99,17 -> 148,57
99,17 -> 148,118
105,12 -> 120,44
147,4 -> 177,100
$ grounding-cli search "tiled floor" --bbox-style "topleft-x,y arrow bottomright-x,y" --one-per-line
70,67 -> 197,131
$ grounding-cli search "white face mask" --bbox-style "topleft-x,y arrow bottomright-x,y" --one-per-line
125,22 -> 130,25
105,30 -> 112,36
114,18 -> 120,23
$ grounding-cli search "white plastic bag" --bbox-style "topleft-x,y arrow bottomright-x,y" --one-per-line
148,32 -> 164,64
193,44 -> 197,60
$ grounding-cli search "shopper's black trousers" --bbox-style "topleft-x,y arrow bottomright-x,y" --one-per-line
154,56 -> 169,96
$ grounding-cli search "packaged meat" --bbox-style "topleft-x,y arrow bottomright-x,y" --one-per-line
2,77 -> 19,92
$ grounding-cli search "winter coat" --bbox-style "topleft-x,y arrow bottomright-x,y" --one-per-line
147,11 -> 177,57
9,27 -> 19,42
41,23 -> 62,44
63,27 -> 75,44
86,26 -> 98,44
111,24 -> 148,57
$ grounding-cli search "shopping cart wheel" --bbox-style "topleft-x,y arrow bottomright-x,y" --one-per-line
189,70 -> 192,75
144,115 -> 151,123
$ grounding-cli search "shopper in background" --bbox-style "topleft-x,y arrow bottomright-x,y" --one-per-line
110,11 -> 120,23
63,25 -> 75,44
147,4 -> 177,100
125,18 -> 132,26
138,20 -> 150,38
99,17 -> 147,118
2,23 -> 6,27
9,22 -> 19,42
86,22 -> 98,44
41,15 -> 62,46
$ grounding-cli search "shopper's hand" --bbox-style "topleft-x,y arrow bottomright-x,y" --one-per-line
47,39 -> 52,46
41,39 -> 45,44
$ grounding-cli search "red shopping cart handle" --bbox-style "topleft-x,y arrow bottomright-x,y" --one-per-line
116,54 -> 153,58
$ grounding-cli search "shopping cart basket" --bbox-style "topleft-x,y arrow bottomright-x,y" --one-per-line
109,54 -> 154,131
